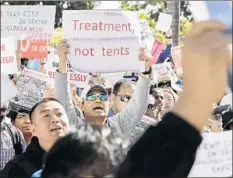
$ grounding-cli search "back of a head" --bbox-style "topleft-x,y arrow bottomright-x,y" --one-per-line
41,125 -> 128,178
113,79 -> 135,95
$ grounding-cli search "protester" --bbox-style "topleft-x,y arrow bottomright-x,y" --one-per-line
162,87 -> 178,115
145,88 -> 164,120
109,79 -> 135,117
54,41 -> 152,136
8,109 -> 32,144
0,98 -> 70,178
115,20 -> 232,177
37,125 -> 128,178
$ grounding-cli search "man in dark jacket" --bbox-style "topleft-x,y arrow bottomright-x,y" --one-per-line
0,98 -> 70,178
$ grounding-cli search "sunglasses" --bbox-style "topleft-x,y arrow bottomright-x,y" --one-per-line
117,95 -> 131,102
156,81 -> 171,88
86,93 -> 108,101
147,104 -> 155,111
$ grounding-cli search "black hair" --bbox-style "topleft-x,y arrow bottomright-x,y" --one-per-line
29,98 -> 63,121
41,125 -> 128,178
7,108 -> 29,122
113,79 -> 134,95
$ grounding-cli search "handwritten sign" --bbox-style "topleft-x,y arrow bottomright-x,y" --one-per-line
1,5 -> 56,58
1,36 -> 18,74
62,10 -> 145,73
9,68 -> 48,112
156,13 -> 173,32
128,115 -> 157,146
171,46 -> 182,74
68,71 -> 90,88
189,131 -> 232,177
152,62 -> 178,84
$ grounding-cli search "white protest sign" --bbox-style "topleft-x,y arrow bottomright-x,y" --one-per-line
68,71 -> 90,88
152,62 -> 174,80
189,131 -> 232,177
9,68 -> 48,112
1,5 -> 56,40
46,54 -> 60,80
1,73 -> 17,107
1,36 -> 18,74
156,13 -> 173,32
62,10 -> 145,73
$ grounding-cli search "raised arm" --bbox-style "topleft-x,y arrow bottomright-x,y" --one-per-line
54,40 -> 84,127
108,48 -> 152,136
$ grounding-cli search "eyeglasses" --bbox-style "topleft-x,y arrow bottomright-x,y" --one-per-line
117,95 -> 131,102
156,81 -> 171,88
147,104 -> 155,111
86,93 -> 108,101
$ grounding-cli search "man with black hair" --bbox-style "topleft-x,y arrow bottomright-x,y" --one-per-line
37,125 -> 128,178
0,98 -> 70,178
108,79 -> 136,117
8,109 -> 32,144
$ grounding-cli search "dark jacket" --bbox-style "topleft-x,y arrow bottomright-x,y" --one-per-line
0,137 -> 45,178
115,112 -> 202,178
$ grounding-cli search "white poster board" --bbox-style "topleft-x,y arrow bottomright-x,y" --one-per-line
9,68 -> 48,112
156,13 -> 173,32
1,36 -> 18,74
62,10 -> 145,73
1,5 -> 56,40
189,131 -> 232,177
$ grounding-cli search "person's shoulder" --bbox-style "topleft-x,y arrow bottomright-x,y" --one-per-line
0,157 -> 24,177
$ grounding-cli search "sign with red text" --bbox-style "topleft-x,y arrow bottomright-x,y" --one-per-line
46,54 -> 90,87
1,36 -> 18,74
171,46 -> 182,74
1,5 -> 56,58
68,71 -> 90,88
189,131 -> 232,177
62,10 -> 144,73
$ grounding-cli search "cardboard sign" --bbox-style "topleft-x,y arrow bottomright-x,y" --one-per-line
128,115 -> 157,146
9,68 -> 48,112
151,40 -> 164,64
189,131 -> 232,177
1,5 -> 56,58
171,46 -> 182,73
1,36 -> 18,74
156,13 -> 173,32
62,10 -> 145,73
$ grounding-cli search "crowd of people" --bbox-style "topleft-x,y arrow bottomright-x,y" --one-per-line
0,6 -> 232,178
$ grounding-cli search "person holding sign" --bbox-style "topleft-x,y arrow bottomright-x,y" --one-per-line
54,39 -> 152,137
115,20 -> 232,177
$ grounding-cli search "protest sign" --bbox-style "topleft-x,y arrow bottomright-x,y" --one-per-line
156,13 -> 173,32
46,54 -> 90,87
1,73 -> 17,107
9,68 -> 48,112
171,46 -> 182,74
151,40 -> 164,64
140,19 -> 155,51
128,115 -> 157,145
1,36 -> 18,74
68,71 -> 90,88
152,62 -> 174,80
62,10 -> 145,73
189,131 -> 232,177
1,5 -> 56,58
